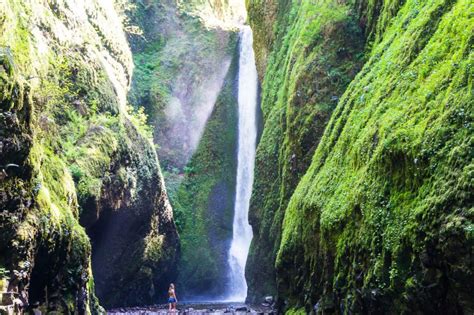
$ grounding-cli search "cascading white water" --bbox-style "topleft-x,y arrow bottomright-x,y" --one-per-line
227,25 -> 258,301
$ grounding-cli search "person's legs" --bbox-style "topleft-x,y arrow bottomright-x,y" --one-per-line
169,302 -> 172,311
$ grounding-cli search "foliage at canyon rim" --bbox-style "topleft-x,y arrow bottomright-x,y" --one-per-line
247,0 -> 473,313
0,0 -> 178,312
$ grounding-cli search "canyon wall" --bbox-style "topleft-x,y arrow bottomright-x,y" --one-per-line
246,0 -> 365,302
247,0 -> 473,313
127,0 -> 240,298
0,0 -> 179,311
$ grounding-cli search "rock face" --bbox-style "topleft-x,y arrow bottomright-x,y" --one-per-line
172,56 -> 238,297
127,0 -> 239,298
85,120 -> 179,308
245,0 -> 365,302
0,0 -> 178,312
128,0 -> 239,170
247,0 -> 473,313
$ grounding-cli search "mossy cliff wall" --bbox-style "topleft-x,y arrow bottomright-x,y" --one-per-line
245,0 -> 366,302
176,0 -> 246,28
248,0 -> 473,313
127,0 -> 240,297
0,0 -> 178,312
128,0 -> 238,169
173,50 -> 238,298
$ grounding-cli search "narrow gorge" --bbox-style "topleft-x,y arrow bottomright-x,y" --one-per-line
0,0 -> 472,314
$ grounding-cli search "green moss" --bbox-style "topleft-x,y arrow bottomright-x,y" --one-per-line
127,0 -> 237,169
246,0 -> 365,301
275,0 -> 473,312
26,141 -> 97,314
172,46 -> 239,296
0,1 -> 102,311
0,0 -> 177,311
31,54 -> 122,221
285,308 -> 306,315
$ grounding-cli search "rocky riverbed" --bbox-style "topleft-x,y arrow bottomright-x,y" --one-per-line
107,302 -> 275,314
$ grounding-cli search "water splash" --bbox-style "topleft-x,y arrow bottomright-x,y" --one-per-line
227,25 -> 258,302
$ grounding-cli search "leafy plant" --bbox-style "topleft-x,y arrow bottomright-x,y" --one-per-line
126,105 -> 154,141
0,267 -> 9,279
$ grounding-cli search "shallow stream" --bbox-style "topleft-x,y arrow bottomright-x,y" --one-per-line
108,302 -> 274,315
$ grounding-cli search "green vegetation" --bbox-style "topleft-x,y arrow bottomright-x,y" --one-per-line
127,0 -> 240,296
172,51 -> 238,296
247,0 -> 473,312
285,308 -> 306,315
1,0 -> 178,311
128,0 -> 238,169
245,0 -> 365,301
0,0 -> 101,311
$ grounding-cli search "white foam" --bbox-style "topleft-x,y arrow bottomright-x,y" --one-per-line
226,25 -> 258,302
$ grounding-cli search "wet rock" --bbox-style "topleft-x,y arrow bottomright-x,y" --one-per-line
109,303 -> 265,315
1,292 -> 15,305
1,0 -> 178,312
313,302 -> 319,312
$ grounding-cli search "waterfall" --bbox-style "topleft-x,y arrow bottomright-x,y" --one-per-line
227,25 -> 258,301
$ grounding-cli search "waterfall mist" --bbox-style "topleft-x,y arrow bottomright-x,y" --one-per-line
130,0 -> 259,301
160,57 -> 231,169
226,26 -> 258,302
149,1 -> 246,171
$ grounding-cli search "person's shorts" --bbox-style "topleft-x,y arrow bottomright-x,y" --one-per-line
168,297 -> 177,303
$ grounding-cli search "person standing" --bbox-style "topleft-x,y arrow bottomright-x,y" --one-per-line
168,283 -> 178,312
